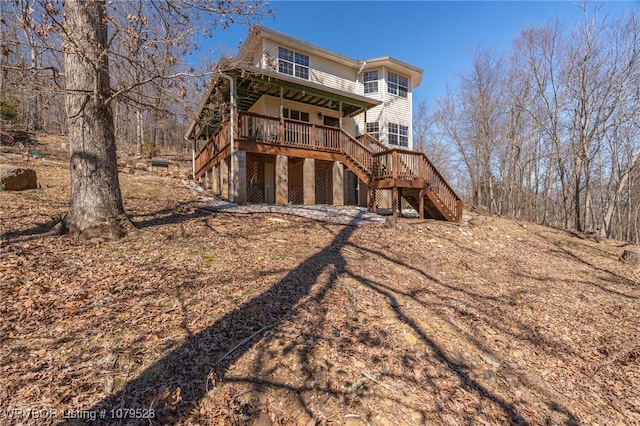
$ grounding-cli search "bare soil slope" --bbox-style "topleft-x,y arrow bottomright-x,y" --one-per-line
1,135 -> 639,425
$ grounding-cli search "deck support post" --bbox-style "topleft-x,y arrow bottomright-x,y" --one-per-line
371,188 -> 377,213
232,150 -> 247,205
212,164 -> 220,195
276,154 -> 288,205
359,181 -> 369,208
220,157 -> 229,200
419,188 -> 425,220
303,158 -> 315,205
333,161 -> 344,206
392,187 -> 399,218
206,168 -> 213,190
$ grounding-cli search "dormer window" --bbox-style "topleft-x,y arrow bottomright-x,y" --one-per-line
278,47 -> 309,80
387,72 -> 409,98
363,70 -> 378,94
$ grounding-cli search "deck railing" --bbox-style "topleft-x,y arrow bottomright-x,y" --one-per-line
357,133 -> 388,154
339,131 -> 374,177
238,111 -> 344,152
196,111 -> 461,221
372,148 -> 461,220
194,121 -> 231,177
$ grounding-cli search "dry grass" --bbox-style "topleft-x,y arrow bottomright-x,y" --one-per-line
1,135 -> 639,425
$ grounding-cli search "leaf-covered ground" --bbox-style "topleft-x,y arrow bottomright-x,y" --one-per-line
1,135 -> 639,425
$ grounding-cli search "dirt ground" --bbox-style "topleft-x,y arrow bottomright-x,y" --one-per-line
1,134 -> 639,425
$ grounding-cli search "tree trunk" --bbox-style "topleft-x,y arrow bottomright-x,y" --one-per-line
63,0 -> 129,240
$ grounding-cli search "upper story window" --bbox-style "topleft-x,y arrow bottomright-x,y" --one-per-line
387,72 -> 409,98
388,123 -> 409,147
366,122 -> 380,140
278,47 -> 309,80
363,70 -> 378,94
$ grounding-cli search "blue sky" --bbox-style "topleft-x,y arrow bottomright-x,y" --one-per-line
201,1 -> 638,108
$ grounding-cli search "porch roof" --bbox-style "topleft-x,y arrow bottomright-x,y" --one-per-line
186,63 -> 381,141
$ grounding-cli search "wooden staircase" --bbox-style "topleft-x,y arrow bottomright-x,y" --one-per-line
194,111 -> 462,222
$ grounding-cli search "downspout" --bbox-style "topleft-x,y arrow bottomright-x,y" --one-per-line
220,73 -> 236,203
183,131 -> 195,177
357,61 -> 367,133
357,60 -> 367,77
184,121 -> 197,177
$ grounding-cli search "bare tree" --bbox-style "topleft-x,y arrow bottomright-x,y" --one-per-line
429,4 -> 640,242
14,0 -> 271,239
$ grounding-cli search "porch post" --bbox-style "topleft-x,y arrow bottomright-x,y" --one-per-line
279,86 -> 284,117
232,150 -> 247,204
303,158 -> 315,205
364,109 -> 367,134
276,154 -> 288,205
279,86 -> 285,141
339,101 -> 343,129
333,161 -> 344,206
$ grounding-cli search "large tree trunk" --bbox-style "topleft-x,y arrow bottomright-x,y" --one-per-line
63,0 -> 129,240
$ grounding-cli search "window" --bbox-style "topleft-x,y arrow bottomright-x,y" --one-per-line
363,70 -> 378,94
278,47 -> 309,80
387,71 -> 409,98
388,123 -> 409,147
283,108 -> 310,122
366,122 -> 379,140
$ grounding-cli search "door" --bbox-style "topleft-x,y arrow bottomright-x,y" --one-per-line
324,116 -> 339,128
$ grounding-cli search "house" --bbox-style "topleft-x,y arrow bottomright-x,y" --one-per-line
185,26 -> 461,222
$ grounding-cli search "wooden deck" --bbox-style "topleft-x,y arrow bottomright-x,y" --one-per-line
194,111 -> 463,222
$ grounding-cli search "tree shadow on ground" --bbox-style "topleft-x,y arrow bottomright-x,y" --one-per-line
60,212 -> 542,425
60,213 -> 361,425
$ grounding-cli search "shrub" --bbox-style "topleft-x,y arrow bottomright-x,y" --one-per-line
0,99 -> 18,122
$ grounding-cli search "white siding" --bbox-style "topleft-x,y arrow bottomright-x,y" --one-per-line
248,96 -> 267,115
261,40 -> 357,93
255,95 -> 357,136
252,37 -> 417,150
353,66 -> 413,149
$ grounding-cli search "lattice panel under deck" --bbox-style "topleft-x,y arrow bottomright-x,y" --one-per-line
315,168 -> 333,205
247,158 -> 265,203
288,160 -> 304,205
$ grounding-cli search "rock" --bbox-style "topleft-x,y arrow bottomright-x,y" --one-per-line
482,370 -> 494,380
468,216 -> 482,226
250,411 -> 271,426
480,352 -> 501,368
135,162 -> 148,171
403,331 -> 418,345
384,216 -> 397,228
621,249 -> 640,266
0,165 -> 37,190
